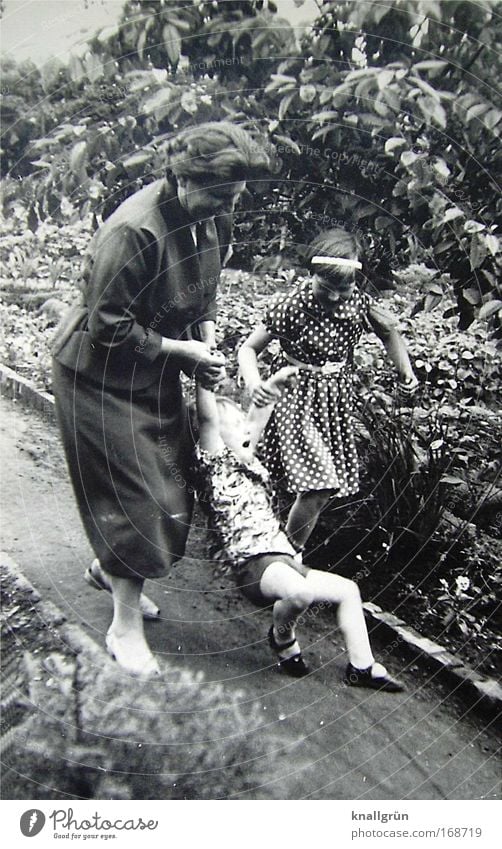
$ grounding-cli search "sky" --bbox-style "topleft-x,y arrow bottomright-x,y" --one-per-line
1,0 -> 319,66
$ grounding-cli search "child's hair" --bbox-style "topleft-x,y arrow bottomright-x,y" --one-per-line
305,227 -> 361,281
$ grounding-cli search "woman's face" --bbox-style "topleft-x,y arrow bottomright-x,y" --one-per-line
177,178 -> 246,221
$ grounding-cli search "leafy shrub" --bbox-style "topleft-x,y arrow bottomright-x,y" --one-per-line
5,649 -> 291,800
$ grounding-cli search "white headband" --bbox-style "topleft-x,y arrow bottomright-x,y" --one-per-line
311,255 -> 362,270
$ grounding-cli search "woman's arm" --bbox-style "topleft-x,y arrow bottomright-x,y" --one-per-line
238,324 -> 279,407
196,383 -> 224,454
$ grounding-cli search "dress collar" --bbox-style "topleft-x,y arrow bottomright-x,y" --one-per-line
299,279 -> 364,321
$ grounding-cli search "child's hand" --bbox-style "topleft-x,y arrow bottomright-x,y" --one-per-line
267,366 -> 299,394
250,380 -> 281,408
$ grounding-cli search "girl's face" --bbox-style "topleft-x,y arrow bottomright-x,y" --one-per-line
312,272 -> 356,304
218,403 -> 254,463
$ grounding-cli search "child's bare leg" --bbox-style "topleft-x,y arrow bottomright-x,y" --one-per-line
286,489 -> 333,550
260,562 -> 313,661
304,570 -> 374,669
106,573 -> 160,677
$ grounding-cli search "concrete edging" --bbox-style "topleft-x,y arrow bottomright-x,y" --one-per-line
363,602 -> 502,719
1,362 -> 501,719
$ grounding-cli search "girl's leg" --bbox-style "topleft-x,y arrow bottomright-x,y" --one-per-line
304,570 -> 374,669
259,563 -> 313,665
106,574 -> 160,677
286,489 -> 333,550
304,570 -> 404,689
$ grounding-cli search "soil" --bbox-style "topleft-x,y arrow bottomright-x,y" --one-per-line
1,395 -> 501,800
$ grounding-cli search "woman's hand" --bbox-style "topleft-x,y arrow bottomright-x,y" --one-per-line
173,341 -> 226,388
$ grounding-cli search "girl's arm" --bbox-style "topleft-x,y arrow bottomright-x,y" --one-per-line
195,383 -> 224,455
367,309 -> 418,390
247,366 -> 298,449
238,324 -> 279,407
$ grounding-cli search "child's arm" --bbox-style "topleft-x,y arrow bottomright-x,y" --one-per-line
367,309 -> 418,392
196,383 -> 225,455
238,324 -> 279,407
247,366 -> 298,449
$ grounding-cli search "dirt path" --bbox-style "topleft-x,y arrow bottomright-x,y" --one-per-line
1,396 -> 500,800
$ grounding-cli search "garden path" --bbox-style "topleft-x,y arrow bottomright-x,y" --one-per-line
1,396 -> 500,801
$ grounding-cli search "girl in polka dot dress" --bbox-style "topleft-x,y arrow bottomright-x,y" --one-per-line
239,227 -> 418,553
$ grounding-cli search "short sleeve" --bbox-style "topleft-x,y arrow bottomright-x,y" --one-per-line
264,291 -> 296,341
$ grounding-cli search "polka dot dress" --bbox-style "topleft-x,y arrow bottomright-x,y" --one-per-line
263,280 -> 371,496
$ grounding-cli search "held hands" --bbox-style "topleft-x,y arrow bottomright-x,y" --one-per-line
178,341 -> 226,389
251,366 -> 298,408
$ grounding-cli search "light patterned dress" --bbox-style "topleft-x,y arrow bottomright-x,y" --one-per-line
195,444 -> 296,572
263,281 -> 392,496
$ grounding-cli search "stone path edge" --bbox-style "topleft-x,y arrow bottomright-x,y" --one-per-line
1,362 -> 501,719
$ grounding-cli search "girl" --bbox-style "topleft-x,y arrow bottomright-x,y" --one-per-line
195,371 -> 404,690
238,227 -> 418,554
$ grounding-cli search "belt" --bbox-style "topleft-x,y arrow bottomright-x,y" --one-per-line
284,352 -> 348,375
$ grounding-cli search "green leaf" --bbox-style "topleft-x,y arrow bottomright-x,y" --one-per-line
478,300 -> 502,320
440,475 -> 465,485
278,90 -> 297,121
385,137 -> 406,154
442,207 -> 463,223
465,103 -> 489,123
462,287 -> 481,306
469,233 -> 487,270
310,110 -> 340,124
163,23 -> 181,67
413,60 -> 448,75
273,134 -> 301,155
377,69 -> 394,90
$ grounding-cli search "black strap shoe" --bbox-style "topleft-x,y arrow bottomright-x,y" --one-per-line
268,626 -> 310,678
344,662 -> 404,692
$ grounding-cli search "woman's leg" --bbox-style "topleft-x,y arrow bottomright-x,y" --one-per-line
286,489 -> 333,550
106,574 -> 160,677
304,570 -> 374,669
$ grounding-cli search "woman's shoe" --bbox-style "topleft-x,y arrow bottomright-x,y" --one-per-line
344,662 -> 404,692
105,631 -> 161,679
268,625 -> 310,678
85,560 -> 161,620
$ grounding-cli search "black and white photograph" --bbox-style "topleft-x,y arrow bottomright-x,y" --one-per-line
0,0 -> 500,827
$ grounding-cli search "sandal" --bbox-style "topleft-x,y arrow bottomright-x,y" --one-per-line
85,560 -> 160,621
268,625 -> 310,678
105,631 -> 161,679
344,662 -> 404,692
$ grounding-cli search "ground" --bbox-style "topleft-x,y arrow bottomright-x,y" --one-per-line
1,395 -> 500,800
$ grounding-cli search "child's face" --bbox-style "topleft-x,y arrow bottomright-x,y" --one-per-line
218,403 -> 254,463
312,271 -> 356,303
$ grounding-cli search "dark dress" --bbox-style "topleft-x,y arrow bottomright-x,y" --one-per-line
52,178 -> 227,579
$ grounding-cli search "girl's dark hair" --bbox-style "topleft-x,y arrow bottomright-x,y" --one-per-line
305,227 -> 361,280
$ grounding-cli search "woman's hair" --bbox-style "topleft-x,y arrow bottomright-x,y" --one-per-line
305,227 -> 361,281
166,122 -> 272,184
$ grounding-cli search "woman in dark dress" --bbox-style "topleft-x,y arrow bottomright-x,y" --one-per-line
52,122 -> 271,677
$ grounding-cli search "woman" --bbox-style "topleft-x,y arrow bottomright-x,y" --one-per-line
52,122 -> 271,677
